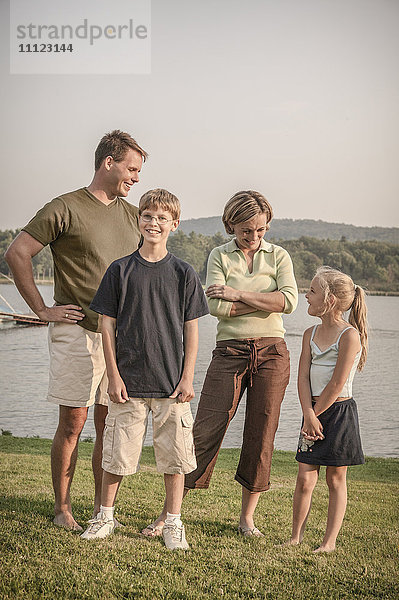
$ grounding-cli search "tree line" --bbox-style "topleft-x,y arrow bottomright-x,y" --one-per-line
168,231 -> 399,292
1,229 -> 398,292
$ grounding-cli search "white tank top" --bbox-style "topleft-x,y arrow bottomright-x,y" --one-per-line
309,325 -> 361,397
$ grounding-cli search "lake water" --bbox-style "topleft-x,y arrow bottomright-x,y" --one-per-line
0,283 -> 398,458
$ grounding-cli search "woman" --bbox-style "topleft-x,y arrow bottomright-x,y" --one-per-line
142,190 -> 298,538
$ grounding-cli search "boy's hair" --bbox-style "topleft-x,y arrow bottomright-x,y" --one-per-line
139,188 -> 181,220
94,130 -> 148,170
315,266 -> 368,370
222,190 -> 273,235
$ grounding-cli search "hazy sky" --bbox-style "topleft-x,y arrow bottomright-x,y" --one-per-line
1,0 -> 398,229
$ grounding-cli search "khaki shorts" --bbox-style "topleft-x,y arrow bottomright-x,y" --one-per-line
47,322 -> 108,408
102,397 -> 197,476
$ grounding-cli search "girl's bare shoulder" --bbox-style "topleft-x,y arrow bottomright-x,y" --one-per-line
338,326 -> 361,351
302,326 -> 315,347
303,325 -> 315,339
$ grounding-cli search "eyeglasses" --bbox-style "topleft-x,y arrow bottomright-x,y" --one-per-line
140,214 -> 174,224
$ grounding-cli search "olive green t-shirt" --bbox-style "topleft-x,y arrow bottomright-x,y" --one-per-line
23,187 -> 141,332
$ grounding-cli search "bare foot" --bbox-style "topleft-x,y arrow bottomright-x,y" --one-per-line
313,545 -> 335,553
53,512 -> 83,532
141,518 -> 165,537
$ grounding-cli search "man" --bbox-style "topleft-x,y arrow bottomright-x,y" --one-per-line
5,130 -> 148,530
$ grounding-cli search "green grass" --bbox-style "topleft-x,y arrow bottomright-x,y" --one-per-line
1,437 -> 398,600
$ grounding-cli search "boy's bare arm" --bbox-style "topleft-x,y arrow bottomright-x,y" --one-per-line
169,319 -> 199,403
102,315 -> 129,404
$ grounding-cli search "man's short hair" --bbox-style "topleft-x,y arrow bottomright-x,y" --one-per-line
94,130 -> 148,170
139,189 -> 181,221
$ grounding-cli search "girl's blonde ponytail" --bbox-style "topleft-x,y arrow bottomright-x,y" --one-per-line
349,285 -> 368,371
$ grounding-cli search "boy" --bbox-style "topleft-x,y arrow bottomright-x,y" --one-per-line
81,188 -> 209,550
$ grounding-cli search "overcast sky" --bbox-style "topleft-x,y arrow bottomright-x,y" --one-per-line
1,0 -> 398,229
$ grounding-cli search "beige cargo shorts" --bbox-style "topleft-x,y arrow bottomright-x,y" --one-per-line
47,322 -> 108,407
102,397 -> 197,476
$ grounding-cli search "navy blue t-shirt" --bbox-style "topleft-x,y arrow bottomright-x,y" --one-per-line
90,250 -> 209,398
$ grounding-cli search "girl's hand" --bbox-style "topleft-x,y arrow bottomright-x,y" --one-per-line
205,284 -> 241,302
301,414 -> 324,441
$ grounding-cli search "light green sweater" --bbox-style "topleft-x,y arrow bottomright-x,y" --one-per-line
206,238 -> 298,341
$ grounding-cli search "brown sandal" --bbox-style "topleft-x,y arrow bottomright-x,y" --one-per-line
238,525 -> 264,537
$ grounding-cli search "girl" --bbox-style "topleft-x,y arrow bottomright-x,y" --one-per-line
287,266 -> 368,552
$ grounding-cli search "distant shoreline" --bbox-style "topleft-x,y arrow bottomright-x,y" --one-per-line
297,287 -> 399,297
0,278 -> 53,286
1,277 -> 399,296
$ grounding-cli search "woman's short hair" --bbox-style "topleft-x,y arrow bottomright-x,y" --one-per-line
222,191 -> 273,235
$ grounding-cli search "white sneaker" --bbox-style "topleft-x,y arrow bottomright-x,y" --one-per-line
81,512 -> 115,540
162,521 -> 189,550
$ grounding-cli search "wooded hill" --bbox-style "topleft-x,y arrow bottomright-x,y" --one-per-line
168,231 -> 399,292
1,227 -> 399,292
179,216 -> 399,244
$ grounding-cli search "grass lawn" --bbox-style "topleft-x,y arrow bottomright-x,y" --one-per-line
0,436 -> 398,599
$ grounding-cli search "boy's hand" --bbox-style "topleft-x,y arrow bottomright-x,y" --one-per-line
107,376 -> 129,404
169,378 -> 195,403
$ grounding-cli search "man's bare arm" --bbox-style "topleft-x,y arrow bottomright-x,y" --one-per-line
5,231 -> 83,322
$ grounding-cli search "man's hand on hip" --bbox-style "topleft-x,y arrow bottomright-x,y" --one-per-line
37,305 -> 84,323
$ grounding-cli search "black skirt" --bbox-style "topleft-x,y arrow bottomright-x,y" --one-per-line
295,398 -> 365,467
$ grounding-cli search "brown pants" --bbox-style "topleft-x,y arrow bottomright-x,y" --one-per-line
185,337 -> 290,492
